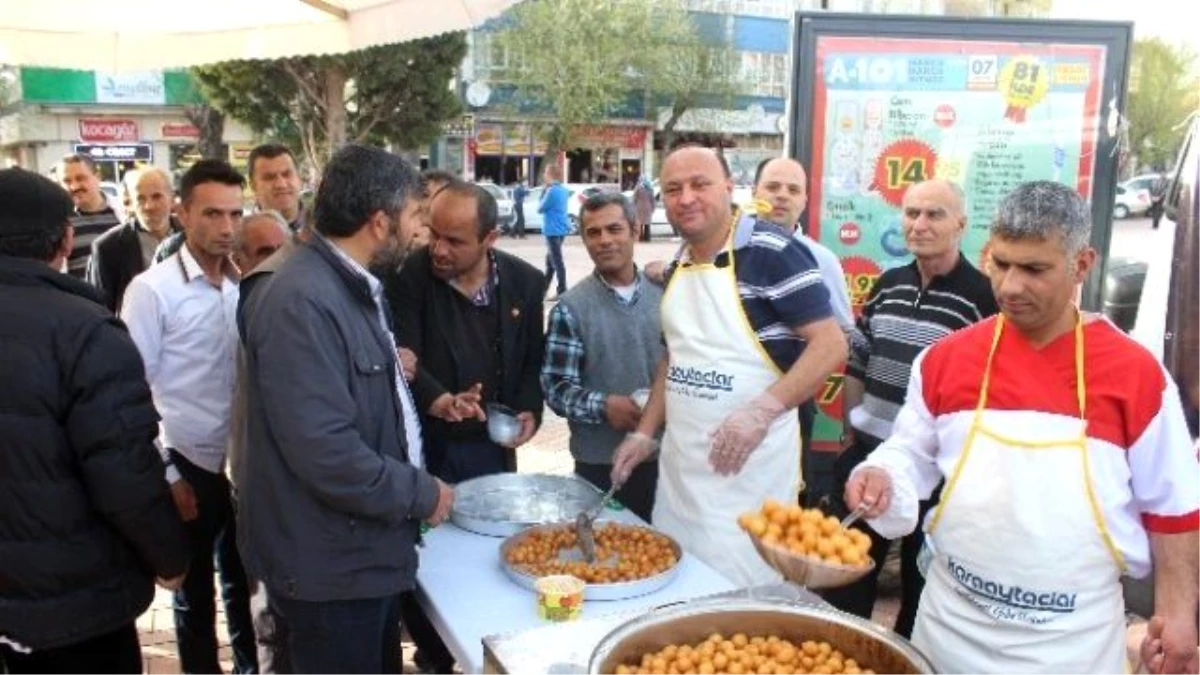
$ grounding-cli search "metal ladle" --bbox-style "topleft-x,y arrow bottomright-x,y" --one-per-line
575,482 -> 620,563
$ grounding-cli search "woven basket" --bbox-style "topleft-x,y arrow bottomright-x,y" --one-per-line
750,534 -> 875,589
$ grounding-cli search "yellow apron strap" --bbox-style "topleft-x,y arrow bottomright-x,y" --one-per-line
1069,314 -> 1127,572
929,316 -> 1006,533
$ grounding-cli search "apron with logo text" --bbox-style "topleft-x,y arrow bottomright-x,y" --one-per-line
913,314 -> 1126,673
652,229 -> 802,587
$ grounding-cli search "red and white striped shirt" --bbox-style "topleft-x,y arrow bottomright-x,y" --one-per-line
861,315 -> 1199,577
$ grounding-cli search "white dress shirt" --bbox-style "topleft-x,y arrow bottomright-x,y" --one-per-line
325,239 -> 424,468
121,244 -> 239,483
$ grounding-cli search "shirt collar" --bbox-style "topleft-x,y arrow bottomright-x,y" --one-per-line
907,250 -> 970,286
451,249 -> 499,307
593,266 -> 643,306
177,242 -> 238,285
323,234 -> 383,300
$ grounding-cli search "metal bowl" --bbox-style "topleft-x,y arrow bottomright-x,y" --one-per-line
451,473 -> 603,537
500,521 -> 683,601
749,534 -> 876,589
588,598 -> 936,674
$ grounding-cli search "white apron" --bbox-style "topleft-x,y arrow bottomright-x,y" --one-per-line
912,314 -> 1127,673
652,228 -> 802,587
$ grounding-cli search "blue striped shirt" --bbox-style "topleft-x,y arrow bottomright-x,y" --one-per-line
665,214 -> 832,371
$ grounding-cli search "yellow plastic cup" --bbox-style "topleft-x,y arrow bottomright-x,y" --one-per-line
535,574 -> 585,622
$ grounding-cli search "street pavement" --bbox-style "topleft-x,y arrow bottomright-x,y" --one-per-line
136,219 -> 1160,672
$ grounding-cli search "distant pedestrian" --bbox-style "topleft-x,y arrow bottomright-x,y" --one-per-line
539,164 -> 571,299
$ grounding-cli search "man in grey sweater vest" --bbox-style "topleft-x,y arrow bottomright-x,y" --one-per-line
541,192 -> 662,521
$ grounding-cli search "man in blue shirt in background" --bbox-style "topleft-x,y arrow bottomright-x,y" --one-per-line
539,164 -> 570,299
512,179 -> 529,239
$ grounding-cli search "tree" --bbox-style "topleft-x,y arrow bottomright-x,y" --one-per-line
1127,38 -> 1199,171
942,0 -> 1052,16
495,0 -> 723,162
647,32 -> 743,156
192,34 -> 466,171
183,104 -> 226,160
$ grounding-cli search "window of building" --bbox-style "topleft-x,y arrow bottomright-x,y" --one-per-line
740,51 -> 789,98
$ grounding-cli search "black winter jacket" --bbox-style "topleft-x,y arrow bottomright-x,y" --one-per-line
0,255 -> 190,650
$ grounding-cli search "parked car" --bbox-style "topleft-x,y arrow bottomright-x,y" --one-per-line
100,180 -> 127,221
521,183 -> 620,234
476,182 -> 515,230
1113,183 -> 1150,219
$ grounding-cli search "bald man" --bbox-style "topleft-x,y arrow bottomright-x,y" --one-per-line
825,178 -> 999,636
611,145 -> 847,587
86,167 -> 181,312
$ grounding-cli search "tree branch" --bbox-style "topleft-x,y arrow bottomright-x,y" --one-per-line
281,60 -> 328,114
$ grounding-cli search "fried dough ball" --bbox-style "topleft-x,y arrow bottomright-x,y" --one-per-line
737,503 -> 872,569
612,636 -> 875,675
504,523 -> 678,583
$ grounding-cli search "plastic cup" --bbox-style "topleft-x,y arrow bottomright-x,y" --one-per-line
535,575 -> 585,622
486,403 -> 521,445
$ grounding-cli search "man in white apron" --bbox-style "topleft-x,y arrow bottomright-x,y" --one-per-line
846,181 -> 1199,673
611,145 -> 849,587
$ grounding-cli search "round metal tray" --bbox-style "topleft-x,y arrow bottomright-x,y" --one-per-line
450,473 -> 603,537
588,598 -> 937,673
500,521 -> 683,601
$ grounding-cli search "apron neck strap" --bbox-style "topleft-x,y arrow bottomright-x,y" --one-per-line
976,312 -> 1087,418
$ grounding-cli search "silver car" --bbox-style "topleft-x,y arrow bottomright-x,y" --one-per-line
476,182 -> 515,230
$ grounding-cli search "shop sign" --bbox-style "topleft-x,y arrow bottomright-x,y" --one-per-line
161,122 -> 201,139
573,126 -> 648,151
95,71 -> 166,105
73,143 -> 154,162
79,118 -> 138,142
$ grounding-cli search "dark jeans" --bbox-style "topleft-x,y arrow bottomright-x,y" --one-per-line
270,594 -> 401,674
575,458 -> 659,523
170,450 -> 257,674
544,235 -> 567,295
513,205 -> 526,238
821,434 -> 938,638
0,623 -> 141,674
798,399 -> 817,505
249,579 -> 291,674
398,592 -> 454,673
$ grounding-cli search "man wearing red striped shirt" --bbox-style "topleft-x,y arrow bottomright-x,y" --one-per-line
847,181 -> 1198,674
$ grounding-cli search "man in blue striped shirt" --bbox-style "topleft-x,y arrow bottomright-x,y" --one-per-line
611,145 -> 847,586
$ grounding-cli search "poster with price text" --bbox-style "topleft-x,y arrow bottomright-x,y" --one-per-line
804,33 -> 1109,453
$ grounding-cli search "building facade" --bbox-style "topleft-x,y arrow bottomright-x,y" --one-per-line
0,68 -> 256,183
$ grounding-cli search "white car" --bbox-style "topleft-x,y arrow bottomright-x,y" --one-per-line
522,183 -> 620,233
476,182 -> 515,229
1113,183 -> 1150,219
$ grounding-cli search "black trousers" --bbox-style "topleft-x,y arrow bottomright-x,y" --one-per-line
820,434 -> 939,638
513,205 -> 526,238
574,458 -> 659,523
170,450 -> 258,674
0,623 -> 142,674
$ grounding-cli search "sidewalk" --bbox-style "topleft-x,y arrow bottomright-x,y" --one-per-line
134,234 -> 900,672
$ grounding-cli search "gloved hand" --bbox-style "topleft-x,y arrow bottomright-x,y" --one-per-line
708,392 -> 786,476
610,432 -> 659,485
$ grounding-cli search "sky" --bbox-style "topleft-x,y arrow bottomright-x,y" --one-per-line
1050,0 -> 1197,48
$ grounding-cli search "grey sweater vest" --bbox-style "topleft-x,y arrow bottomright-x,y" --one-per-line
559,273 -> 664,465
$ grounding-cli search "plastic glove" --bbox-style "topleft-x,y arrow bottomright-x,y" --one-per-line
708,392 -> 786,476
610,432 -> 659,485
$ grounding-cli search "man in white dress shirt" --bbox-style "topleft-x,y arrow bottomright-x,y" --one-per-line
121,160 -> 257,674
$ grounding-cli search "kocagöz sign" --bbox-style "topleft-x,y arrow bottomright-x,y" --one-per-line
78,118 -> 139,142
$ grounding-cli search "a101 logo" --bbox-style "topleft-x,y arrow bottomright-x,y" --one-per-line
826,57 -> 910,86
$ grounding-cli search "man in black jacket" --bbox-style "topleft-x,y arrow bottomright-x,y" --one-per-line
86,167 -> 181,312
0,167 -> 191,673
385,180 -> 546,483
241,145 -> 452,674
382,181 -> 545,675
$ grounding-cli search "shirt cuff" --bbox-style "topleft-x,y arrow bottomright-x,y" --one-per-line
584,391 -> 607,425
165,464 -> 182,484
852,461 -> 919,540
